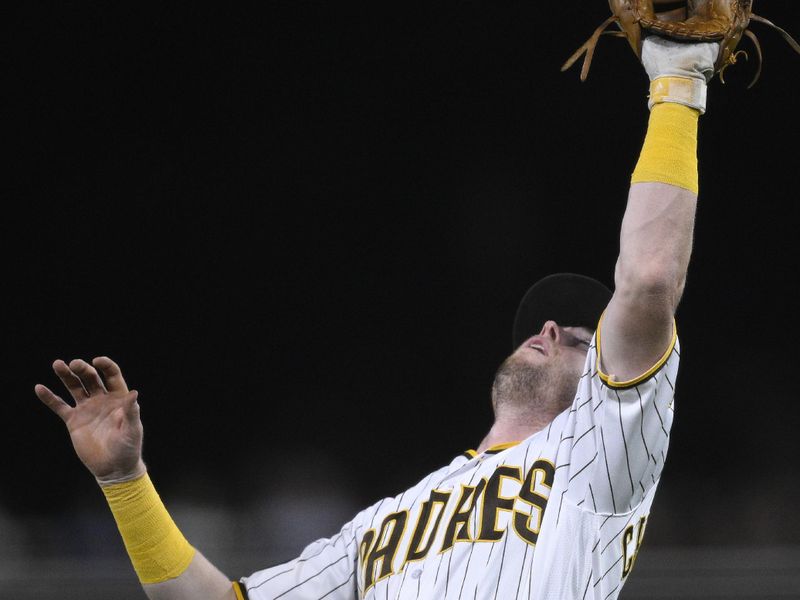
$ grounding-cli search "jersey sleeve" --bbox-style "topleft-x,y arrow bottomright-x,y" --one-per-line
238,510 -> 365,600
563,320 -> 679,515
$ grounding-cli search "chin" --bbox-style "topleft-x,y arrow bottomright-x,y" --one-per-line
495,348 -> 582,397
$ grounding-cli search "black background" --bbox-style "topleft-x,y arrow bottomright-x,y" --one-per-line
5,2 -> 799,546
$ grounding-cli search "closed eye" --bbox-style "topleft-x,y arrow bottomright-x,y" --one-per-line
562,327 -> 593,349
566,334 -> 591,348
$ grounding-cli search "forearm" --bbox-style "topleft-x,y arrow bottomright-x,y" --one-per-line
143,552 -> 236,600
602,95 -> 702,379
101,472 -> 236,600
616,182 -> 696,312
620,100 -> 700,299
613,37 -> 714,309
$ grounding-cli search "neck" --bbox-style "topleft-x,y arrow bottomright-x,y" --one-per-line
476,411 -> 554,453
480,352 -> 575,454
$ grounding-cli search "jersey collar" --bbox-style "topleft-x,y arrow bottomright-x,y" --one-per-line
462,441 -> 521,459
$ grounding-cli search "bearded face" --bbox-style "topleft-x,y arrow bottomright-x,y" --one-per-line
491,327 -> 591,418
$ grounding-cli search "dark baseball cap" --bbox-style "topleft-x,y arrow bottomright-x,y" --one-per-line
512,273 -> 612,350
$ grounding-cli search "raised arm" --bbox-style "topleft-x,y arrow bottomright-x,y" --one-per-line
599,38 -> 718,382
35,357 -> 237,600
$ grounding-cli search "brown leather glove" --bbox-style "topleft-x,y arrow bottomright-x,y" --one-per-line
562,0 -> 800,88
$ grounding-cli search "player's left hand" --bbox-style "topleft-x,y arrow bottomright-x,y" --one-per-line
35,357 -> 146,483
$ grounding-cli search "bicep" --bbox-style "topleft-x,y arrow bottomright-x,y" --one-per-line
598,291 -> 674,385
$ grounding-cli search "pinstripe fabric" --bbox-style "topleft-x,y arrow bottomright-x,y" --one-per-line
241,334 -> 679,599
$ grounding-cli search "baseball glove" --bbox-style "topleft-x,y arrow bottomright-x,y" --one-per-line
562,0 -> 800,88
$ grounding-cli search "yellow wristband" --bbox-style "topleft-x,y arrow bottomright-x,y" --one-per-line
101,473 -> 196,584
631,102 -> 699,194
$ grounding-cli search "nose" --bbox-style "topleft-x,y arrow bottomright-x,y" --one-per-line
539,320 -> 561,343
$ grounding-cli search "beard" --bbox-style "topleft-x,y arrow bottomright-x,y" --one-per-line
491,353 -> 578,417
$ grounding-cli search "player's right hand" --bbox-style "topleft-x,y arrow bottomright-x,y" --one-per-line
35,357 -> 146,483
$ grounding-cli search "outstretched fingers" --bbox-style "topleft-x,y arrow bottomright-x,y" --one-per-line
53,360 -> 89,402
69,359 -> 107,396
35,384 -> 72,422
42,357 -> 134,425
92,356 -> 129,393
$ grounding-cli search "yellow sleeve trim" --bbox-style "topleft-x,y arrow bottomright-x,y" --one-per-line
595,317 -> 677,389
232,581 -> 247,600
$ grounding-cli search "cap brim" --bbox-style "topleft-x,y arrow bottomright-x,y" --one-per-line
512,273 -> 612,350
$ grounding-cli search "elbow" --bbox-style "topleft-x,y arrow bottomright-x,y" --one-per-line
614,256 -> 686,314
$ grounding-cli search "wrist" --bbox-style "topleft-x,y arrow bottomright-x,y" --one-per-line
641,37 -> 719,114
648,76 -> 707,114
96,459 -> 147,487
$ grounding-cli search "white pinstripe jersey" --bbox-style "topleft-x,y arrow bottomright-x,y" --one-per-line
240,325 -> 679,599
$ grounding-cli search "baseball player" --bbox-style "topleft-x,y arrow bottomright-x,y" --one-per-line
35,4 -> 757,598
